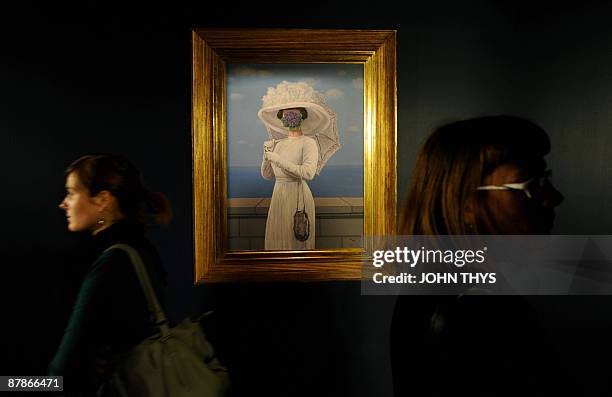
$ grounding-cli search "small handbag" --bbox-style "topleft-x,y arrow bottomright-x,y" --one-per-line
102,244 -> 230,397
293,180 -> 310,242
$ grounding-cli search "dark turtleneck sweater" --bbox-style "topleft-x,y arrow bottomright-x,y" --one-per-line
390,294 -> 577,397
49,220 -> 166,395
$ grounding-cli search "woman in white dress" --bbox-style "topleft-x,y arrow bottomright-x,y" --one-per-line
257,80 -> 341,250
261,107 -> 319,249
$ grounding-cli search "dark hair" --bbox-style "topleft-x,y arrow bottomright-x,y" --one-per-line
65,154 -> 172,227
399,115 -> 550,234
277,107 -> 308,120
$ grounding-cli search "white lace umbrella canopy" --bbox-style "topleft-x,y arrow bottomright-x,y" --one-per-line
257,81 -> 341,175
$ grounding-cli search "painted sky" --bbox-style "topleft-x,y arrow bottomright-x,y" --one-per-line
227,64 -> 364,167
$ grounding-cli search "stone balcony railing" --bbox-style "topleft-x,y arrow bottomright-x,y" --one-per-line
228,197 -> 364,250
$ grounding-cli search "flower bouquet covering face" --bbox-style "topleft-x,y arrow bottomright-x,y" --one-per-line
281,110 -> 304,130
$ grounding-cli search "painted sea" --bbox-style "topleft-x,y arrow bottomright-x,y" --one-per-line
228,165 -> 363,198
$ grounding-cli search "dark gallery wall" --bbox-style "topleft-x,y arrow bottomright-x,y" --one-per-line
3,1 -> 612,395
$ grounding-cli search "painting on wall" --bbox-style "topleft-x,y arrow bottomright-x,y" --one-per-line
226,64 -> 364,251
192,29 -> 396,282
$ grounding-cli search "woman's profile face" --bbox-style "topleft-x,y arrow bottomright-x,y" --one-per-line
479,159 -> 563,234
59,172 -> 101,232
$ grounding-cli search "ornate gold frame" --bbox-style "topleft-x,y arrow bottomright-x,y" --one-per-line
192,29 -> 396,283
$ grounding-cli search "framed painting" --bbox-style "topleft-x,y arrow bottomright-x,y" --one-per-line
192,29 -> 396,282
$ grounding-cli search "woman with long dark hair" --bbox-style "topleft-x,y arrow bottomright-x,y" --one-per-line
49,154 -> 171,396
391,116 -> 569,396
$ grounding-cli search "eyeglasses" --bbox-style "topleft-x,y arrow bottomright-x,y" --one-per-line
476,170 -> 552,199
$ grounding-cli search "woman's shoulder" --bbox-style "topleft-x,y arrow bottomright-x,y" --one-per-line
94,242 -> 157,267
278,136 -> 316,145
302,136 -> 318,147
96,246 -> 131,262
88,247 -> 133,276
93,241 -> 166,285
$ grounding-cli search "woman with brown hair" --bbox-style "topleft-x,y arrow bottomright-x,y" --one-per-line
399,115 -> 562,235
391,116 -> 569,396
49,154 -> 172,396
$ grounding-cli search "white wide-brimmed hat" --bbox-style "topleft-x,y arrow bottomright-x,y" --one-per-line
257,81 -> 336,136
258,81 -> 341,175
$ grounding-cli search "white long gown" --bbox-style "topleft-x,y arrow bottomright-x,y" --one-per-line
261,135 -> 319,250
